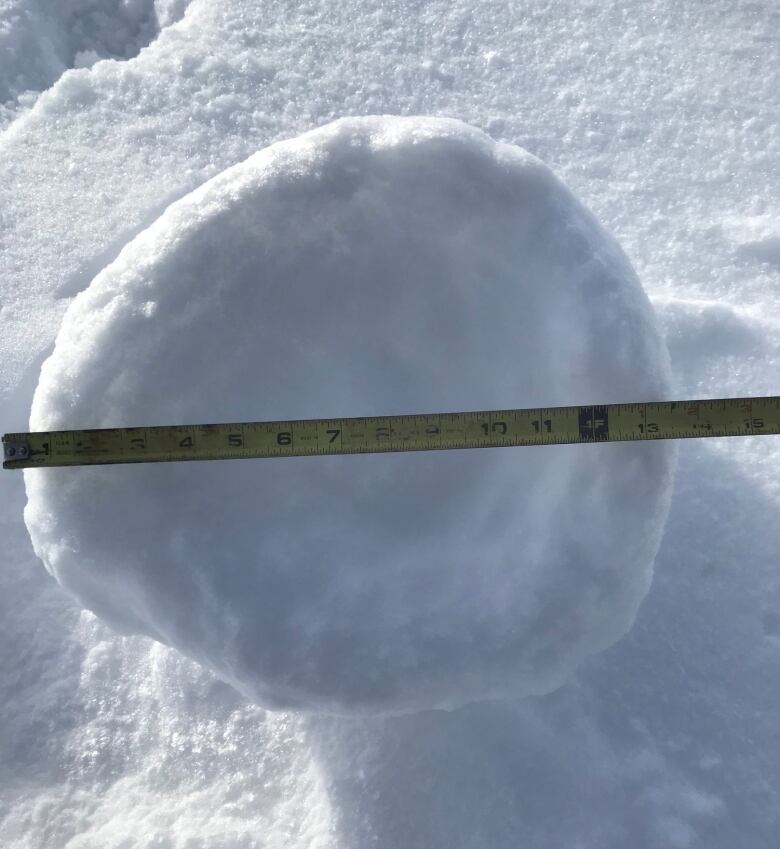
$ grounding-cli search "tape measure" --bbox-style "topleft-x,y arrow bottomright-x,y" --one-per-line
3,396 -> 778,470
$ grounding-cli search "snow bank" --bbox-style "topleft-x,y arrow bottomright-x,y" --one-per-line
24,116 -> 675,714
0,0 -> 189,115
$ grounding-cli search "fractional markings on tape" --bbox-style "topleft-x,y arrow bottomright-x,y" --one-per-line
3,396 -> 779,469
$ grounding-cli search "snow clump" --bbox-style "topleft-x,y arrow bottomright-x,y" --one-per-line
24,116 -> 676,715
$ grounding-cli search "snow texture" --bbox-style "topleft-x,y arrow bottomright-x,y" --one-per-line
25,116 -> 674,715
2,0 -> 779,846
0,0 -> 191,124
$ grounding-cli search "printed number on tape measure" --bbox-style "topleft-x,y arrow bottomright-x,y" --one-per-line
3,396 -> 779,470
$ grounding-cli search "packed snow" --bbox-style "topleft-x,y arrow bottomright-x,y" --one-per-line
1,1 -> 779,847
24,116 -> 675,713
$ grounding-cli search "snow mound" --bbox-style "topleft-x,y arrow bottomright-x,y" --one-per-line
726,215 -> 780,268
0,0 -> 191,116
24,116 -> 675,715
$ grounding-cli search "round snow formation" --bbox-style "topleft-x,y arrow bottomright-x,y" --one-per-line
25,117 -> 675,715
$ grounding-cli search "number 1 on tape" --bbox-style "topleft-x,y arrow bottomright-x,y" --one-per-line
3,396 -> 779,469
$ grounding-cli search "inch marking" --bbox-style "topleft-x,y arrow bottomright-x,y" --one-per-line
3,395 -> 779,469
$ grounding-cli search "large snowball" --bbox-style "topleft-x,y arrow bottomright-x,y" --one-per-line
24,117 -> 675,715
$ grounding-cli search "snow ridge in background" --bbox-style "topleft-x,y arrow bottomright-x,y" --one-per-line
25,116 -> 674,714
0,0 -> 191,125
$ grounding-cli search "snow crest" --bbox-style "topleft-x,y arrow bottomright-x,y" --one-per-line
0,0 -> 192,121
24,116 -> 675,715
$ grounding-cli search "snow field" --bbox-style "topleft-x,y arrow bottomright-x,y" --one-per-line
1,0 -> 779,846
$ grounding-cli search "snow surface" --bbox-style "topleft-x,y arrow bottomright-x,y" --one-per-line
24,115 -> 675,714
0,1 -> 192,123
1,0 -> 779,847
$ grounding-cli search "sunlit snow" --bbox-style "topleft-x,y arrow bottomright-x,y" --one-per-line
1,1 -> 779,847
24,115 -> 674,714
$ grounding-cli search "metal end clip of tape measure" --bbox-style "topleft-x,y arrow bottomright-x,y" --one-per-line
3,396 -> 779,470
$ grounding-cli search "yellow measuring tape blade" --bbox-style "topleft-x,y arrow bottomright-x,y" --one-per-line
3,396 -> 779,469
